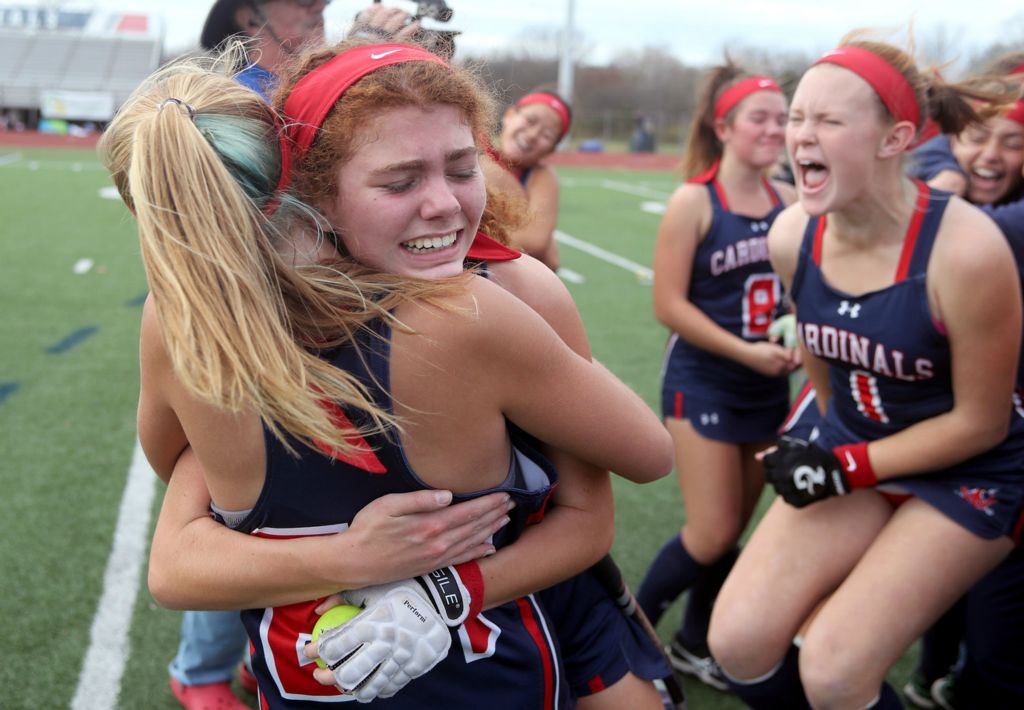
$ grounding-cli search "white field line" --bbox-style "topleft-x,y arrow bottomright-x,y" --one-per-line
557,266 -> 585,283
71,440 -> 157,710
555,230 -> 653,281
0,151 -> 22,165
0,158 -> 104,171
559,175 -> 672,201
598,179 -> 671,200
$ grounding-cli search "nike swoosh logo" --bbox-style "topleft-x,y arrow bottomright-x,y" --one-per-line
370,49 -> 402,60
844,451 -> 857,472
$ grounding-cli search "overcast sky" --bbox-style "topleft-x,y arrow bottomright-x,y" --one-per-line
74,1 -> 1024,67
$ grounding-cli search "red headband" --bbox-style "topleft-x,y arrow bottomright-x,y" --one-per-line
992,63 -> 1024,126
271,44 -> 448,202
714,76 -> 782,120
1005,100 -> 1024,126
516,92 -> 571,138
813,46 -> 920,130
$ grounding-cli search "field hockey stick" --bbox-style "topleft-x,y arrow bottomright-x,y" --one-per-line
589,554 -> 687,709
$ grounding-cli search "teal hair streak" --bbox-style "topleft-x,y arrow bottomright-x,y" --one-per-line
194,113 -> 282,210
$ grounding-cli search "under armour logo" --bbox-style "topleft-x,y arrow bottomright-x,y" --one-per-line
699,412 -> 720,426
837,300 -> 861,318
793,464 -> 826,494
750,220 -> 770,233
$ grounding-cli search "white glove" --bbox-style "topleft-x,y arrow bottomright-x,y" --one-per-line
316,586 -> 452,701
344,564 -> 481,628
317,563 -> 483,702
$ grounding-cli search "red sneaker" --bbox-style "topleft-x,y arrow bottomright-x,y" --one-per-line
169,676 -> 251,710
237,662 -> 258,695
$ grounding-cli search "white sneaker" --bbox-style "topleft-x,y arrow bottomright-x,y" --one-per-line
666,639 -> 729,692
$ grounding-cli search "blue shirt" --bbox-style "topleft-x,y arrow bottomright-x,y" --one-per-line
908,135 -> 965,183
234,64 -> 277,103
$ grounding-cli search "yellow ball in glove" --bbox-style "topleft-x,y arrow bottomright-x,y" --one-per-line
312,604 -> 362,669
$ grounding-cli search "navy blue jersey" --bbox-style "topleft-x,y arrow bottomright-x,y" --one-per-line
792,182 -> 1024,540
231,319 -> 568,708
661,166 -> 790,408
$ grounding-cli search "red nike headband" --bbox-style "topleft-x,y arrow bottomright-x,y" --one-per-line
271,43 -> 448,205
516,92 -> 571,139
813,46 -> 920,130
714,76 -> 783,120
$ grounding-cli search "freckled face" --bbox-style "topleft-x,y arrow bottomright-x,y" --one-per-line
319,104 -> 486,279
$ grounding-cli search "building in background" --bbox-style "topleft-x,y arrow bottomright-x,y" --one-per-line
0,4 -> 162,132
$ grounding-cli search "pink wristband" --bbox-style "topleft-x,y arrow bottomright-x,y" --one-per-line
455,560 -> 485,618
832,442 -> 877,488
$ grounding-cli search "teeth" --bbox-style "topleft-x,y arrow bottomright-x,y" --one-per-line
402,233 -> 457,253
973,167 -> 999,179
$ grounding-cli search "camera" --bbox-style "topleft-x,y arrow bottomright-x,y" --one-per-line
412,0 -> 453,23
362,1 -> 457,59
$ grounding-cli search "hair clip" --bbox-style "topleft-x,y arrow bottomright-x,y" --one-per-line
158,97 -> 197,119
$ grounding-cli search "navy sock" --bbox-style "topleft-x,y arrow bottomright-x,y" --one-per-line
868,682 -> 903,709
636,534 -> 705,627
726,644 -> 810,710
917,597 -> 966,681
677,546 -> 739,653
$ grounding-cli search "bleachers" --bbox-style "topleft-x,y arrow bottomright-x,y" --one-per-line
108,39 -> 162,103
0,28 -> 161,116
0,32 -> 30,84
60,39 -> 119,91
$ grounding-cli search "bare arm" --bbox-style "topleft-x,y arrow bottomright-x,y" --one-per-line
516,166 -> 561,270
474,254 -> 614,606
482,156 -> 561,271
148,448 -> 512,610
452,276 -> 672,480
654,184 -> 795,377
137,297 -> 187,482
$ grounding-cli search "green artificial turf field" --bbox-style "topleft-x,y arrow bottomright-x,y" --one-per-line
0,149 -> 916,708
